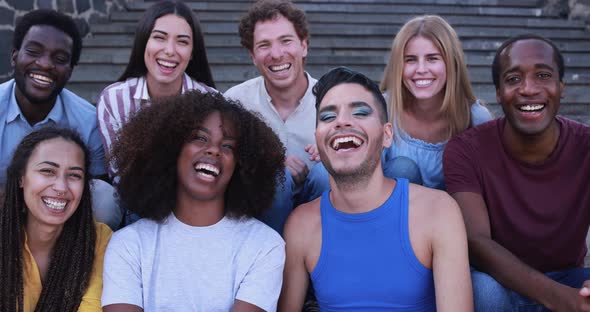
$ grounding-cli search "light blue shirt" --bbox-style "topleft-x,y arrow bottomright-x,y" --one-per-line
383,100 -> 493,190
0,79 -> 106,184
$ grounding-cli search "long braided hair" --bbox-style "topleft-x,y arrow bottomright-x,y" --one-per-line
0,127 -> 96,311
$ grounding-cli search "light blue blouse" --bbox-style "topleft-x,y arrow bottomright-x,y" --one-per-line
382,100 -> 493,190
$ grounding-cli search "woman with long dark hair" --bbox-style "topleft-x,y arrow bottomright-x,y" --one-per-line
0,127 -> 112,311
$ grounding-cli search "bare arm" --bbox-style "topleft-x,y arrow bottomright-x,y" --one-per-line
103,304 -> 143,312
453,192 -> 590,311
232,300 -> 265,312
278,204 -> 316,311
430,194 -> 472,311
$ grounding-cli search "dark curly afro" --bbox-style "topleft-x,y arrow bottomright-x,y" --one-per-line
111,91 -> 286,222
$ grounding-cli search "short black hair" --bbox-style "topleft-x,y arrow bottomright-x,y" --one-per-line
111,91 -> 285,221
13,9 -> 83,67
492,34 -> 564,89
313,66 -> 388,123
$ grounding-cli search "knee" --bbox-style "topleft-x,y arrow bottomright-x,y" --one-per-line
383,156 -> 423,185
471,269 -> 512,311
90,179 -> 122,230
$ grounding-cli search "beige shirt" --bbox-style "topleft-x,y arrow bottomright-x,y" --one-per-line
225,73 -> 318,169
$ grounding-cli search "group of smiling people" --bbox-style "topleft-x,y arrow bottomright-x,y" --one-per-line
1,0 -> 590,311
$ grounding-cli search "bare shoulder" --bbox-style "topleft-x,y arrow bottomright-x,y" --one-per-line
408,184 -> 462,227
284,197 -> 322,242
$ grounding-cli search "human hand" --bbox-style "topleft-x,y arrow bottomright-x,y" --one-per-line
550,281 -> 590,312
286,155 -> 309,185
304,144 -> 321,162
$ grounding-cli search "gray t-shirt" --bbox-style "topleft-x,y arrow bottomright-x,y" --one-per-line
102,213 -> 285,311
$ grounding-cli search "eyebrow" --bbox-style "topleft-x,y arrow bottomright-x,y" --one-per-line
319,101 -> 372,113
37,161 -> 85,172
197,126 -> 238,141
503,63 -> 555,75
152,29 -> 191,39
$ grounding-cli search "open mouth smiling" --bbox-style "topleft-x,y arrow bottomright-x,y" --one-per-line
42,197 -> 67,211
157,59 -> 179,69
29,73 -> 54,85
194,162 -> 220,178
518,104 -> 545,113
269,63 -> 291,72
330,135 -> 364,151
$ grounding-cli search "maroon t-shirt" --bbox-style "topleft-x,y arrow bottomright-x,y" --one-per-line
444,116 -> 590,272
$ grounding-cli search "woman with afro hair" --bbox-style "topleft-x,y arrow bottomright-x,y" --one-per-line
102,91 -> 286,311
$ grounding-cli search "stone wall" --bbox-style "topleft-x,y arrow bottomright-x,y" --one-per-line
0,0 -> 128,81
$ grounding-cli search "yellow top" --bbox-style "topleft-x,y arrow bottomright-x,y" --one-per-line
23,222 -> 112,311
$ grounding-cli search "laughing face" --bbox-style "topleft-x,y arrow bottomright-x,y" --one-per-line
144,14 -> 193,93
21,138 -> 85,230
176,111 -> 237,203
496,39 -> 563,137
250,14 -> 308,92
12,25 -> 73,106
316,83 -> 393,180
402,36 -> 447,103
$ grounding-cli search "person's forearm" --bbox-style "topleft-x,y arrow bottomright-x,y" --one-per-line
469,236 -> 565,309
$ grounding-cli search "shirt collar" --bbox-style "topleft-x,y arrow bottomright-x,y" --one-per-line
7,81 -> 64,125
133,73 -> 191,101
260,71 -> 312,106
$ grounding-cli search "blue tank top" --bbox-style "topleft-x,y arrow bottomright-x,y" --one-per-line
311,179 -> 436,311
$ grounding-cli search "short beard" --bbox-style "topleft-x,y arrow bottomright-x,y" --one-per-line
326,155 -> 380,192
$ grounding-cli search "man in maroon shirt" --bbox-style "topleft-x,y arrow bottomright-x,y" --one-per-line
444,34 -> 590,310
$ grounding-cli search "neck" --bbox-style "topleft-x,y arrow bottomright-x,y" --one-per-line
146,75 -> 183,99
174,195 -> 225,227
15,87 -> 54,126
25,219 -> 62,254
265,72 -> 308,114
329,166 -> 396,214
406,94 -> 445,122
502,118 -> 561,164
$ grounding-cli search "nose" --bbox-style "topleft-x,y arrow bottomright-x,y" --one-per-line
269,43 -> 282,59
205,144 -> 221,157
416,59 -> 428,74
52,175 -> 68,196
519,75 -> 540,96
334,112 -> 353,129
164,39 -> 175,56
35,54 -> 55,69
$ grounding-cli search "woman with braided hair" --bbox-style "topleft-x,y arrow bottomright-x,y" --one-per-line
0,127 -> 112,311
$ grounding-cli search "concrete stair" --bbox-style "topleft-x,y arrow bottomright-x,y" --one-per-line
70,0 -> 590,123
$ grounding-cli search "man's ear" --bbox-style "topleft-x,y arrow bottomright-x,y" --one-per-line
382,122 -> 393,148
559,81 -> 565,99
11,49 -> 18,67
249,51 -> 256,66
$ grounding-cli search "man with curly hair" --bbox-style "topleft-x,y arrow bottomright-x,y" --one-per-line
102,91 -> 286,311
280,67 -> 472,310
225,0 -> 321,234
0,9 -> 120,229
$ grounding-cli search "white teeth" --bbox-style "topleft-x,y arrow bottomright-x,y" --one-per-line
157,59 -> 177,68
270,63 -> 290,72
332,136 -> 363,150
194,163 -> 220,176
29,73 -> 53,85
520,104 -> 544,111
42,198 -> 67,210
415,79 -> 433,86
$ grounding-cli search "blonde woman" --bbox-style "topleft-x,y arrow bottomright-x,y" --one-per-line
303,15 -> 492,199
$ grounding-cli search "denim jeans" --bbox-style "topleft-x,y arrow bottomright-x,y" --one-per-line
472,267 -> 590,311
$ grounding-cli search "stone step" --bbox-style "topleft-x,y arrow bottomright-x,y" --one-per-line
91,22 -> 590,39
154,0 -> 541,7
82,34 -> 590,53
78,49 -> 590,70
108,12 -> 583,29
126,1 -> 555,17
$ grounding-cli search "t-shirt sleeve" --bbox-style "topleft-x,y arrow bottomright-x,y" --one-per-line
87,126 -> 107,177
235,237 -> 286,312
101,228 -> 144,308
443,136 -> 482,195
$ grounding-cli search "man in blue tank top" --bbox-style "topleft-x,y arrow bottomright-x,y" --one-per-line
279,67 -> 472,311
